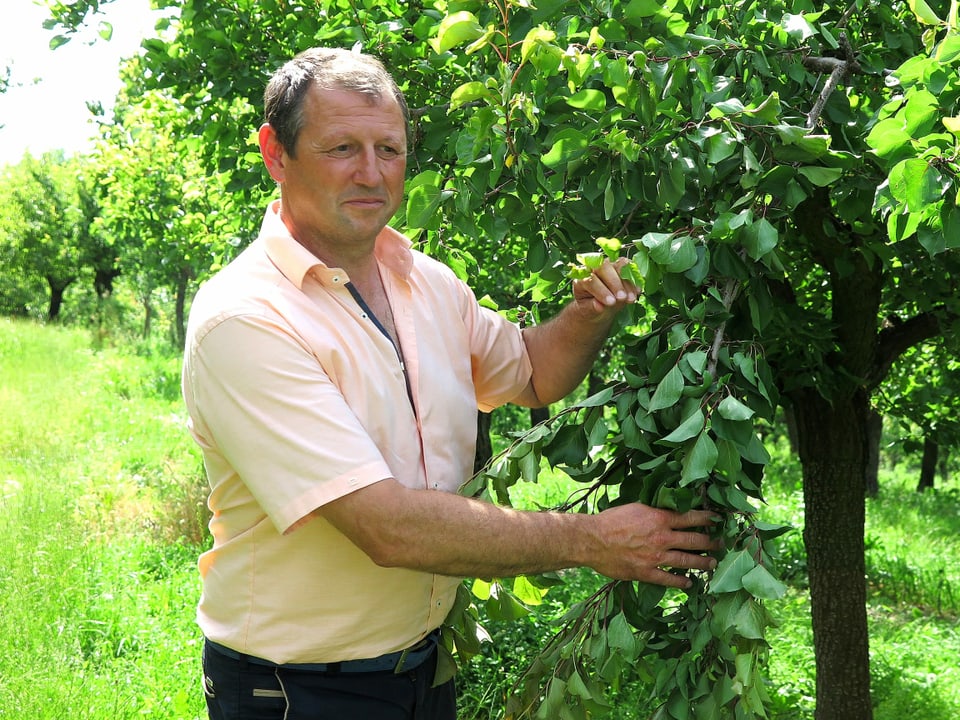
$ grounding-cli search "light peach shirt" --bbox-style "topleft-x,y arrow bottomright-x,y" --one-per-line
182,201 -> 532,664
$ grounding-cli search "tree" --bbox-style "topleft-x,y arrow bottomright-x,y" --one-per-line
876,342 -> 960,491
0,152 -> 88,320
47,1 -> 960,717
92,64 -> 242,346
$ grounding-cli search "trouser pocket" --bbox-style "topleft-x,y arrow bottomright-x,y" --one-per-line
202,640 -> 287,720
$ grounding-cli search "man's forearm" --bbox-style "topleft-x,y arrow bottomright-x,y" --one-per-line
317,478 -> 719,588
319,478 -> 596,577
519,301 -> 620,406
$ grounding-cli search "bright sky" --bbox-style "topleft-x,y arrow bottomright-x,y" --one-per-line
0,0 -> 160,167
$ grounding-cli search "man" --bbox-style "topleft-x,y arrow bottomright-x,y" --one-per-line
182,47 -> 719,720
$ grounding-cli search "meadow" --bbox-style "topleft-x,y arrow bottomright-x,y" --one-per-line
1,318 -> 957,719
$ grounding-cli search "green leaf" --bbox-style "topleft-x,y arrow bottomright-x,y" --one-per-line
943,206 -> 960,250
742,434 -> 771,465
487,585 -> 530,620
733,597 -> 766,639
544,424 -> 589,467
798,166 -> 844,186
681,431 -> 718,485
450,81 -> 491,111
542,128 -> 591,169
889,158 -> 944,212
567,89 -> 608,111
567,669 -> 594,700
519,450 -> 539,483
429,11 -> 484,54
649,365 -> 684,411
741,564 -> 788,600
624,0 -> 665,22
754,521 -> 793,539
406,173 -> 445,229
708,550 -> 756,594
642,232 -> 698,273
943,116 -> 960,136
742,218 -> 778,261
908,0 -> 942,24
607,612 -> 637,656
513,575 -> 548,605
684,350 -> 708,376
706,132 -> 738,164
866,118 -> 913,160
521,25 -> 557,65
718,395 -> 755,421
662,408 -> 705,443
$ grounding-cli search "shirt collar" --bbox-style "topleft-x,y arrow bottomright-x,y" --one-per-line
259,199 -> 414,290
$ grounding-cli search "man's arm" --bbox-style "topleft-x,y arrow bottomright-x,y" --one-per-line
513,257 -> 638,407
315,478 -> 718,589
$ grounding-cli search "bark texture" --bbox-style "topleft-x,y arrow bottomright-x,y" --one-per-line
794,387 -> 873,720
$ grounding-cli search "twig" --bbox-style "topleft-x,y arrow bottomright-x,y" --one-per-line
706,278 -> 741,376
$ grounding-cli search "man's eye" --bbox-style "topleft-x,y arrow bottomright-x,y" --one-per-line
328,145 -> 354,157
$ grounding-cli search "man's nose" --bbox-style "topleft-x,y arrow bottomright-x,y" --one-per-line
353,147 -> 381,185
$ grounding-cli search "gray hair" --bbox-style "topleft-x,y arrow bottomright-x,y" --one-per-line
263,47 -> 410,158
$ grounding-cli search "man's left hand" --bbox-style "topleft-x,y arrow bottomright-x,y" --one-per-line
572,257 -> 640,316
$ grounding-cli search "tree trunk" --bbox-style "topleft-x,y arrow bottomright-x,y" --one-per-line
474,411 -> 493,475
175,269 -> 189,349
917,436 -> 937,492
793,386 -> 873,720
530,406 -> 550,427
142,298 -> 154,339
783,403 -> 800,456
864,408 -> 882,497
46,276 -> 74,321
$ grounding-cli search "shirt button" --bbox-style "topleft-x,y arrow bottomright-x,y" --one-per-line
332,276 -> 341,283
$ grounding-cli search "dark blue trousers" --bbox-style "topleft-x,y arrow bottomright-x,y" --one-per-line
202,639 -> 457,720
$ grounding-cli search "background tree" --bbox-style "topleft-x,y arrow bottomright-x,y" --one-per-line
0,151 -> 88,320
876,342 -> 960,491
93,67 -> 242,346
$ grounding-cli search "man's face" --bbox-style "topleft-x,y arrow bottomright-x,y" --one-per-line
264,84 -> 408,262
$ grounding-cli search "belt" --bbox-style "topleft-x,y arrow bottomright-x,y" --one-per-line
205,631 -> 439,674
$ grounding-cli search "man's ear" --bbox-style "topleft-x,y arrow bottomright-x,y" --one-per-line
259,123 -> 287,183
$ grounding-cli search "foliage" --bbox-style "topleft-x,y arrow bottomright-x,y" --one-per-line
876,342 -> 960,453
0,151 -> 92,319
91,62 -> 250,345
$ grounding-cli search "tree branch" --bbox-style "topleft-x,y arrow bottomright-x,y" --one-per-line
803,33 -> 862,128
867,311 -> 945,390
707,277 -> 742,377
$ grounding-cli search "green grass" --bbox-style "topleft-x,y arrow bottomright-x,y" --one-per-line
0,319 -> 206,719
1,318 -> 959,719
